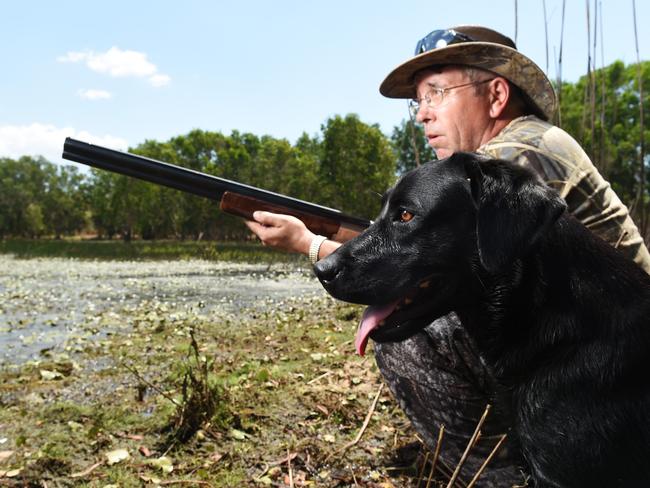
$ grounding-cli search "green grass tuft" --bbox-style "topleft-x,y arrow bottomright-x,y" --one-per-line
0,238 -> 304,263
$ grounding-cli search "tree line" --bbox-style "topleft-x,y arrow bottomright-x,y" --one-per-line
1,114 -> 419,241
558,60 -> 650,236
1,60 -> 648,241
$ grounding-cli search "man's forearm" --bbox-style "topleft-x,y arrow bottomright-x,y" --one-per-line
315,238 -> 342,261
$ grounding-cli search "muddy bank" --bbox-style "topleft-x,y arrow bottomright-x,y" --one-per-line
0,251 -> 440,488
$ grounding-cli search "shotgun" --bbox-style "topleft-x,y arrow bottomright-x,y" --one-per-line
62,138 -> 370,242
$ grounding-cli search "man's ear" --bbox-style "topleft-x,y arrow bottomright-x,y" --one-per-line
460,154 -> 567,272
487,77 -> 510,118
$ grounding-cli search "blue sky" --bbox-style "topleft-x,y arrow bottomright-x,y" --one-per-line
1,0 -> 648,166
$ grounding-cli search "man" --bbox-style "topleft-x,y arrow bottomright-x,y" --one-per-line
247,26 -> 650,485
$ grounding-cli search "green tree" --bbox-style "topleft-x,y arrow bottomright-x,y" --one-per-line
24,203 -> 45,238
391,119 -> 436,175
289,132 -> 321,202
559,60 -> 650,208
318,114 -> 397,219
130,130 -> 260,240
0,156 -> 91,238
88,169 -> 120,239
131,138 -> 188,239
0,157 -> 49,237
42,165 -> 89,238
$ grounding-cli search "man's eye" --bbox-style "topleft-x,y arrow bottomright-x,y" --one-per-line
400,210 -> 414,222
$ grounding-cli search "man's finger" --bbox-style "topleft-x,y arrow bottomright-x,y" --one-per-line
252,211 -> 291,227
252,211 -> 276,226
245,220 -> 268,235
244,220 -> 258,231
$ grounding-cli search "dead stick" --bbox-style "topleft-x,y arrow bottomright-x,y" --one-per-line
416,451 -> 431,487
307,370 -> 332,384
350,465 -> 360,487
70,461 -> 103,478
123,362 -> 181,407
159,481 -> 213,486
469,431 -> 482,451
325,383 -> 384,461
466,434 -> 508,488
445,404 -> 492,488
287,448 -> 294,488
269,452 -> 298,467
426,425 -> 445,488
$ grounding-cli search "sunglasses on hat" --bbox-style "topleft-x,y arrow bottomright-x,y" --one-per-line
414,29 -> 476,55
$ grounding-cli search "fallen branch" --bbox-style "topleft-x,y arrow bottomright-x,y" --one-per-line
325,383 -> 384,461
287,448 -> 294,488
70,461 -> 103,478
122,362 -> 181,407
159,481 -> 213,486
416,451 -> 431,487
255,451 -> 299,481
350,465 -> 360,486
271,451 -> 298,467
307,370 -> 332,385
427,424 -> 446,488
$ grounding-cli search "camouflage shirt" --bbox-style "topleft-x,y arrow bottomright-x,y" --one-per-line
478,115 -> 650,274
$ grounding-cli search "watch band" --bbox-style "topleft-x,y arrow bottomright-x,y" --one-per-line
309,235 -> 327,264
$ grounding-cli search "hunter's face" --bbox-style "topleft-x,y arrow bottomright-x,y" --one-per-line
413,67 -> 494,158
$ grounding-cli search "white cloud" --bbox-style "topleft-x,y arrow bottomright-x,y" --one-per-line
0,123 -> 128,164
78,89 -> 112,100
57,51 -> 87,63
148,74 -> 171,88
58,46 -> 170,87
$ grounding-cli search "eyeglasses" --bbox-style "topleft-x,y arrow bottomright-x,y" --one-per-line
408,78 -> 494,117
414,29 -> 476,55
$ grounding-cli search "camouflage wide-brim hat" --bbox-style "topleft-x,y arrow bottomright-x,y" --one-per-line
380,25 -> 557,121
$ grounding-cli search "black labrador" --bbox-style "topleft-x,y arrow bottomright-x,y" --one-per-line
314,153 -> 650,487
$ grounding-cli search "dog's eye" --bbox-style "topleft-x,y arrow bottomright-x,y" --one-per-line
400,210 -> 414,222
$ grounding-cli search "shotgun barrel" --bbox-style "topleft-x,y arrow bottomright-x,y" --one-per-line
62,138 -> 370,242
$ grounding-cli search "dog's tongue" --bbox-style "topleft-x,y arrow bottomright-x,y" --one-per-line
355,301 -> 399,356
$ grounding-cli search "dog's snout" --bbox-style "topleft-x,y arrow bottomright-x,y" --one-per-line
313,254 -> 341,284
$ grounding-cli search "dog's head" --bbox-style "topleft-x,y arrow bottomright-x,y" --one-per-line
314,152 -> 566,355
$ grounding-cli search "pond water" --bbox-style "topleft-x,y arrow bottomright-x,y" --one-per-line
0,255 -> 326,365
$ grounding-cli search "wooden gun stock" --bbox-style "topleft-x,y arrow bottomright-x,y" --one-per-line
219,192 -> 365,242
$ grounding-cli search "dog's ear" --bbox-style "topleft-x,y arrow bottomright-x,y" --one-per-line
458,153 -> 567,272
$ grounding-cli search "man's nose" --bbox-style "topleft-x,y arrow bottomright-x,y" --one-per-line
416,104 -> 434,123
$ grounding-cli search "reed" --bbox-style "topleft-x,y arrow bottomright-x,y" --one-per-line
555,0 -> 567,127
543,0 -> 549,74
632,0 -> 647,232
414,404 -> 512,488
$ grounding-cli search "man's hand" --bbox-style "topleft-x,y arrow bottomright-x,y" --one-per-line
245,211 -> 315,255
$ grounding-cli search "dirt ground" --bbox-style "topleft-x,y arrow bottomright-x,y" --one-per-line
0,255 -> 465,487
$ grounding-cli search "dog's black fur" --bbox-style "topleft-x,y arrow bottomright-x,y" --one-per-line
314,153 -> 650,487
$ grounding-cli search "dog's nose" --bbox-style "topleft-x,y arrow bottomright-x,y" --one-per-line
313,254 -> 341,284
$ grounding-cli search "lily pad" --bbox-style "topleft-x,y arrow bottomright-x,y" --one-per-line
229,428 -> 251,440
147,456 -> 173,474
39,369 -> 63,381
105,448 -> 130,465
